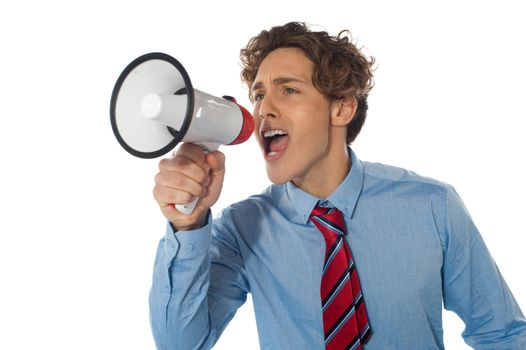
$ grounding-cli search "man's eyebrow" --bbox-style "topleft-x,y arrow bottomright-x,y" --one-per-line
251,77 -> 308,91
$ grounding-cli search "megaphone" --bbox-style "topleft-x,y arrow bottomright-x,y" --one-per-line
110,52 -> 254,215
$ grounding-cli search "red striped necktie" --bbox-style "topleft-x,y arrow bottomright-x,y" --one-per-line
310,205 -> 372,350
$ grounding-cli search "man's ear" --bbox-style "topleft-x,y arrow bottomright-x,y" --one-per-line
330,95 -> 357,127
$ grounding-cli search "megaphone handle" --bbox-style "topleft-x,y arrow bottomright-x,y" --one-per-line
175,198 -> 200,216
175,142 -> 220,215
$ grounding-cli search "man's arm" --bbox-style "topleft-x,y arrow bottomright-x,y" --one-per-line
149,143 -> 248,349
149,213 -> 249,350
440,185 -> 526,349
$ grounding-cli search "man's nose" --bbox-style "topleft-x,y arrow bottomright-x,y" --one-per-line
258,93 -> 279,119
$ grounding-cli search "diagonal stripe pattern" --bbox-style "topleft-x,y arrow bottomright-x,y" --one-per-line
310,206 -> 372,350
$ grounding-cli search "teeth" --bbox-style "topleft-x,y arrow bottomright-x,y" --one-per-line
263,129 -> 288,138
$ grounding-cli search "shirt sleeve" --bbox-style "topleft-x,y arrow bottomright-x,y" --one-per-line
149,210 -> 249,350
441,185 -> 526,349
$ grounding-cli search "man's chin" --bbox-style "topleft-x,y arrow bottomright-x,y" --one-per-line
266,169 -> 291,185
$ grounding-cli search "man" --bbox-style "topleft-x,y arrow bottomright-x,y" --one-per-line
149,22 -> 526,349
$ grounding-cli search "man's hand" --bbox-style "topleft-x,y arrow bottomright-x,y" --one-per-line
153,143 -> 226,231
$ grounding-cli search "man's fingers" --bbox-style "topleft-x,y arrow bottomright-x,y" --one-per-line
154,171 -> 207,198
159,156 -> 210,186
172,143 -> 207,166
153,144 -> 225,229
153,184 -> 200,207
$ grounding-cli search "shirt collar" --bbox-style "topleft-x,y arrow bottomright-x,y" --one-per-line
283,148 -> 365,224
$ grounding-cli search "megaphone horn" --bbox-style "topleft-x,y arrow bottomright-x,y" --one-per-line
110,52 -> 255,214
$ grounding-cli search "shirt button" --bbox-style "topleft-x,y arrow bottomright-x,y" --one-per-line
182,244 -> 195,253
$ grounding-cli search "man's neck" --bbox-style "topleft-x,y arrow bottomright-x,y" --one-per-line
292,146 -> 351,199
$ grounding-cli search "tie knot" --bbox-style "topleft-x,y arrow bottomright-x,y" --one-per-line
310,205 -> 347,237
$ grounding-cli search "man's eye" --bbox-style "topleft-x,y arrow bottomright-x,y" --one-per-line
253,93 -> 264,102
284,87 -> 297,95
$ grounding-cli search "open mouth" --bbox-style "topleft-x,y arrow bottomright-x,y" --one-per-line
262,129 -> 290,158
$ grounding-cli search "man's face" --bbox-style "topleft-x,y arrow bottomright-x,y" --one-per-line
251,47 -> 334,186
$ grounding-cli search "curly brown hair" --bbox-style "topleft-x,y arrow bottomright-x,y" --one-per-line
240,22 -> 375,144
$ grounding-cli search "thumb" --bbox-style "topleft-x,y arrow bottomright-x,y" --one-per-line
206,151 -> 226,190
206,150 -> 226,175
196,150 -> 225,210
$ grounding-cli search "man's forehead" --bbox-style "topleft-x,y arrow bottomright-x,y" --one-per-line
251,47 -> 314,89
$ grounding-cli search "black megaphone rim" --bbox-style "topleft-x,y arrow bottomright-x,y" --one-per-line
110,52 -> 195,159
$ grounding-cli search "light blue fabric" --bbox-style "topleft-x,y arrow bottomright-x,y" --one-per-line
149,149 -> 526,349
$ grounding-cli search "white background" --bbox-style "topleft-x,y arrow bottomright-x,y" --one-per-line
1,1 -> 525,349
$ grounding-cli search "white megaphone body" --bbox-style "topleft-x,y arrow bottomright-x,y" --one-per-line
110,52 -> 254,215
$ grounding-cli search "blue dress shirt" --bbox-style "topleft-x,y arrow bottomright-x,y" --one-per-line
149,149 -> 526,349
